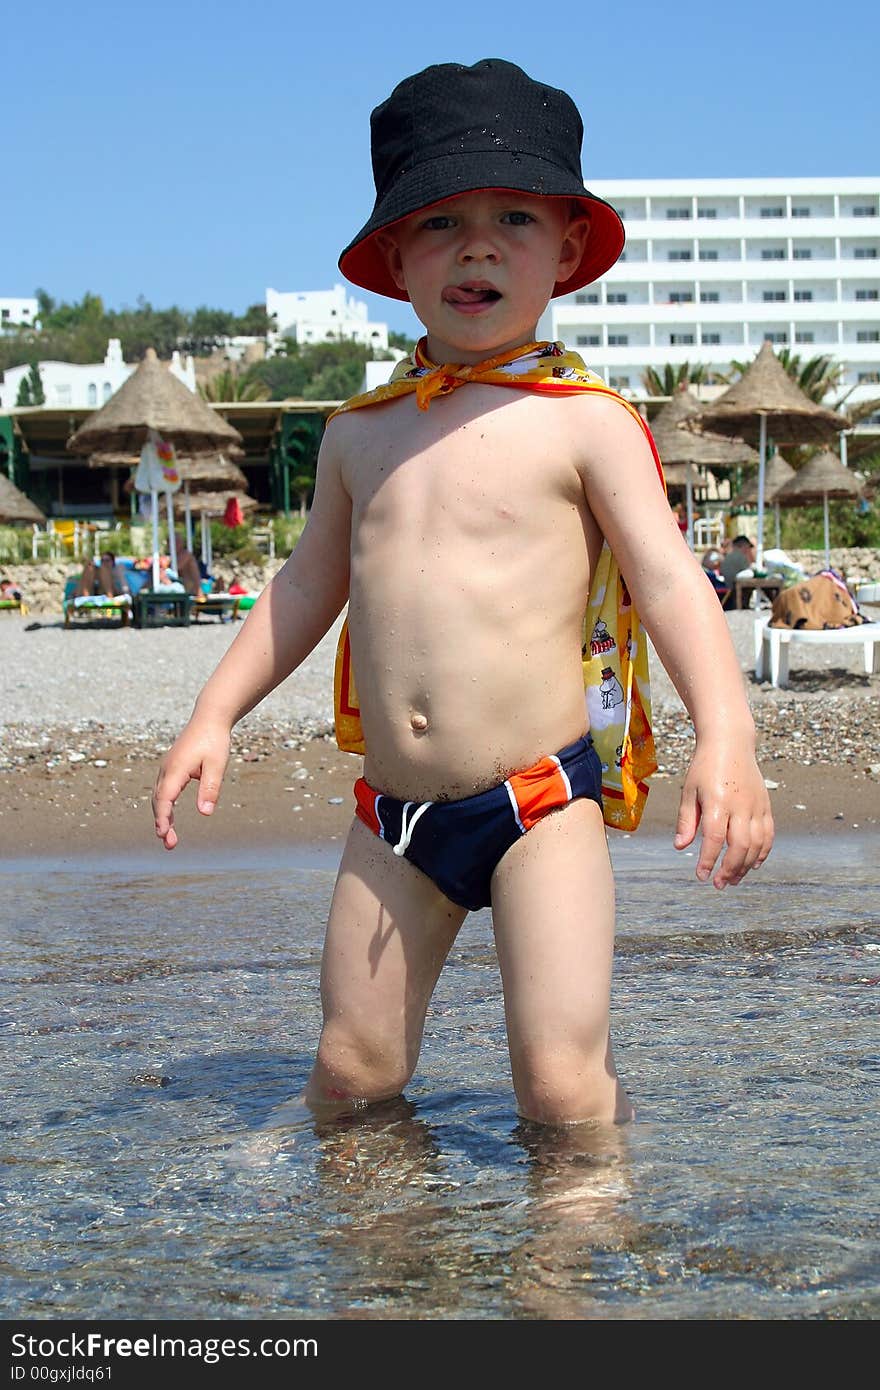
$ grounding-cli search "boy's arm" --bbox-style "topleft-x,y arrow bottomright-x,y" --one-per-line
152,426 -> 352,849
572,395 -> 774,889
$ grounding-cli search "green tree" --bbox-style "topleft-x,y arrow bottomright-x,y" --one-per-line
640,362 -> 709,396
389,330 -> 417,351
15,363 -> 44,406
198,368 -> 270,402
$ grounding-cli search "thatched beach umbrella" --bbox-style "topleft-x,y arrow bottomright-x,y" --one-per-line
67,349 -> 242,456
0,472 -> 46,525
730,449 -> 796,548
774,450 -> 863,568
698,342 -> 848,565
68,349 -> 243,585
651,387 -> 758,546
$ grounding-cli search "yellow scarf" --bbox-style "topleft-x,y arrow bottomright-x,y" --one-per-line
331,339 -> 664,832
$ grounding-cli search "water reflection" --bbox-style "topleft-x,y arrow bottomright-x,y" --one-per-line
1,837 -> 878,1318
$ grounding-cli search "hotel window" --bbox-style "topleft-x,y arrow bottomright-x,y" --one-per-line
763,290 -> 787,301
857,330 -> 880,342
667,249 -> 693,261
702,333 -> 721,345
697,208 -> 717,219
575,292 -> 600,304
606,293 -> 628,304
576,334 -> 601,346
791,206 -> 811,218
609,376 -> 630,390
855,289 -> 879,300
666,208 -> 691,219
761,248 -> 785,260
795,331 -> 815,344
793,290 -> 813,302
854,247 -> 878,258
853,205 -> 877,217
608,334 -> 629,346
698,249 -> 719,261
763,332 -> 787,344
87,383 -> 97,406
792,248 -> 813,259
669,291 -> 694,303
858,371 -> 880,383
700,291 -> 720,302
760,207 -> 785,218
103,382 -> 112,402
670,333 -> 695,345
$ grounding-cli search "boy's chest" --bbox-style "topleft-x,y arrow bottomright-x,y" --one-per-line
345,389 -> 582,527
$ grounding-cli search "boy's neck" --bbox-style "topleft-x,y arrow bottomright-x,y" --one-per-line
421,325 -> 544,367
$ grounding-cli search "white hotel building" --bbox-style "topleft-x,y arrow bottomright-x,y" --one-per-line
538,178 -> 880,418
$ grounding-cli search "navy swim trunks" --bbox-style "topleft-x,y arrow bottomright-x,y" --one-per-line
353,734 -> 603,911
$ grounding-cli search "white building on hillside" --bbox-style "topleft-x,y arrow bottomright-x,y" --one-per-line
539,177 -> 880,419
266,284 -> 389,350
1,296 -> 39,331
0,338 -> 197,410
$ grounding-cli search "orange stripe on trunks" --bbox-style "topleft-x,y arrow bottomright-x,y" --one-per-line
505,755 -> 571,832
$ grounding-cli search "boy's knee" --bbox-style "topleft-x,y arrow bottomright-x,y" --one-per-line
511,1040 -> 627,1126
312,1023 -> 414,1103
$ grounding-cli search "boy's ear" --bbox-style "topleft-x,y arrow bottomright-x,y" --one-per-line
556,213 -> 591,286
375,232 -> 408,294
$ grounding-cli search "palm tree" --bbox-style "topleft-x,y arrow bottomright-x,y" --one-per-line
641,362 -> 709,396
198,368 -> 269,403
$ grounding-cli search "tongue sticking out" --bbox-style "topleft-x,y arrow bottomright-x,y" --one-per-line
443,286 -> 501,305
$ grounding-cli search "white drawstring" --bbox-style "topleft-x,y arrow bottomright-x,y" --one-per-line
392,800 -> 432,856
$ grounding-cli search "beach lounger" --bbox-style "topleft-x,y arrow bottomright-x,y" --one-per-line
189,592 -> 242,623
62,579 -> 131,627
754,611 -> 880,688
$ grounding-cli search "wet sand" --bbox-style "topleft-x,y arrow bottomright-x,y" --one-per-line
1,733 -> 877,861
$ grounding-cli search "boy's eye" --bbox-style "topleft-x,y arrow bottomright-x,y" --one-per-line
421,215 -> 456,230
501,211 -> 535,226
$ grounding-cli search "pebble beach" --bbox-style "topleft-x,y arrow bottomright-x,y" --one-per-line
1,598 -> 878,857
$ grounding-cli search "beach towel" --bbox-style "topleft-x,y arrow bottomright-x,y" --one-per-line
331,339 -> 666,832
770,570 -> 869,630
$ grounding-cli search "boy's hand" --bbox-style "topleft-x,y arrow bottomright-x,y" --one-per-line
673,741 -> 774,889
152,718 -> 232,851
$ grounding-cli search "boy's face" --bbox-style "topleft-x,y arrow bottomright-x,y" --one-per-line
377,190 -> 589,363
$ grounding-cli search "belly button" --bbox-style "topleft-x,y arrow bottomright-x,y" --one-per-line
410,712 -> 429,733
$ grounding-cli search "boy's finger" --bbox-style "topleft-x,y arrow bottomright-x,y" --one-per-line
197,762 -> 225,815
152,765 -> 191,849
696,815 -> 727,882
673,787 -> 699,849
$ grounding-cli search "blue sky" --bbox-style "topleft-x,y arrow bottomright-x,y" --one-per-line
5,0 -> 878,338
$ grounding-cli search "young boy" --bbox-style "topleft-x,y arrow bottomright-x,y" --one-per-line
153,59 -> 773,1128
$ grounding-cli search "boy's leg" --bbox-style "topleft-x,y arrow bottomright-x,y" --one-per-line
306,817 -> 468,1112
490,797 -> 632,1126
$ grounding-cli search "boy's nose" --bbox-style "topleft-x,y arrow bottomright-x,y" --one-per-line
458,241 -> 500,264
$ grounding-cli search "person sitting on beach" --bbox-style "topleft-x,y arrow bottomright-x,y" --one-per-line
74,551 -> 130,599
153,58 -> 773,1129
700,548 -> 730,605
720,535 -> 756,586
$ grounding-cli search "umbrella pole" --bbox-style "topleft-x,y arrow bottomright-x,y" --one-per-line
167,493 -> 178,574
184,483 -> 193,553
756,415 -> 767,568
151,489 -> 160,589
685,465 -> 694,550
823,494 -> 830,569
774,501 -> 781,548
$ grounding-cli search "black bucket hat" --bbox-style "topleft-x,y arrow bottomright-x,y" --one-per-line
339,58 -> 625,302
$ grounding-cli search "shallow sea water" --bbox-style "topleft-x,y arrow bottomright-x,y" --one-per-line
1,834 -> 878,1321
